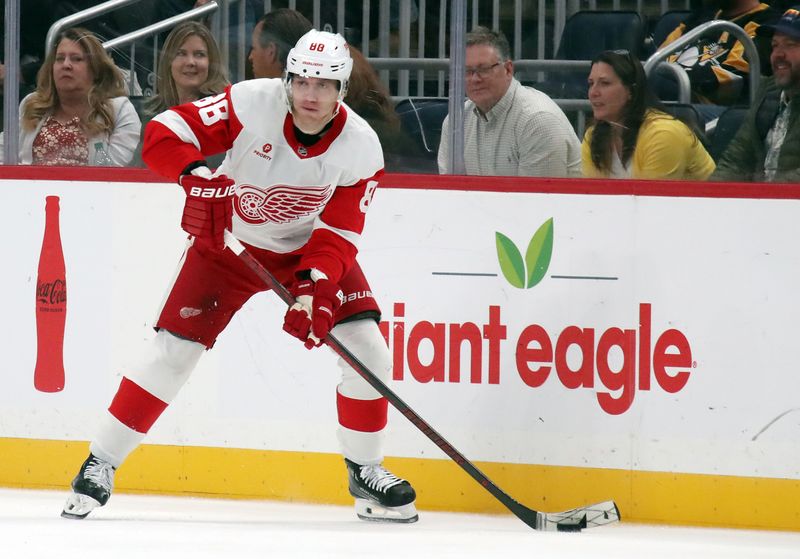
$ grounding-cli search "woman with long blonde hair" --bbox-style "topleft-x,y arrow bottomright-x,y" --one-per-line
10,27 -> 141,166
144,21 -> 229,118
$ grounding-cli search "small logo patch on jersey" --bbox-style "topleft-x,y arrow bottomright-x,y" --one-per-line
297,146 -> 308,157
179,307 -> 202,319
253,143 -> 274,161
235,183 -> 333,225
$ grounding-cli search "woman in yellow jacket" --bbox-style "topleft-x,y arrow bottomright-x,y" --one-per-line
582,50 -> 715,180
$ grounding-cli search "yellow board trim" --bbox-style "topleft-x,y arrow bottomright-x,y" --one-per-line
2,437 -> 798,531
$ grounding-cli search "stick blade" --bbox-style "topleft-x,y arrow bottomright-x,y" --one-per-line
539,500 -> 620,532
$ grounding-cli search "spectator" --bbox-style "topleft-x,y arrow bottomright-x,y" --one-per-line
582,50 -> 715,180
249,8 -> 313,79
656,0 -> 780,119
153,0 -> 260,82
437,26 -> 581,177
1,27 -> 140,166
712,6 -> 800,182
130,21 -> 229,167
0,0 -> 72,121
144,21 -> 229,118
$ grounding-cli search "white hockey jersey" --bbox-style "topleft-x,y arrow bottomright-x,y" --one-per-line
143,78 -> 384,283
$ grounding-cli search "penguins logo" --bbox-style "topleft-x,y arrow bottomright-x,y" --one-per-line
235,184 -> 333,224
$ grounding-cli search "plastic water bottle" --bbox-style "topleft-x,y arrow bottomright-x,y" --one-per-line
93,142 -> 113,166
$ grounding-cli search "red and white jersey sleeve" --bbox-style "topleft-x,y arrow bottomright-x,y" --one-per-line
143,85 -> 243,180
297,167 -> 383,283
144,78 -> 384,284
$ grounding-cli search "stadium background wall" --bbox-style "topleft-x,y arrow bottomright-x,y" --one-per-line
0,167 -> 798,532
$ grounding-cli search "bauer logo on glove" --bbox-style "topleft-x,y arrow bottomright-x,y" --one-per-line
178,167 -> 236,252
186,184 -> 237,199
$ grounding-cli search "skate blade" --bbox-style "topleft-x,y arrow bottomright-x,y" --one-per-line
354,498 -> 419,523
61,492 -> 102,520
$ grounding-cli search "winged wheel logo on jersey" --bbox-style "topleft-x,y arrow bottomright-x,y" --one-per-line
235,184 -> 334,224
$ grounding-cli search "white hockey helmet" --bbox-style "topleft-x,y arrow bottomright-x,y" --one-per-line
285,29 -> 353,103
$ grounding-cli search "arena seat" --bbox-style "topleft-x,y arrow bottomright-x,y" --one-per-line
544,11 -> 647,99
708,106 -> 749,162
394,97 -> 449,169
556,10 -> 647,60
650,10 -> 692,50
661,102 -> 702,128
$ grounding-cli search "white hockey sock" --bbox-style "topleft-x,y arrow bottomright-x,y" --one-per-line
90,411 -> 146,468
331,320 -> 391,465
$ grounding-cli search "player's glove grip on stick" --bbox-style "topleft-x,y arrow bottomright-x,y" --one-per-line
179,172 -> 236,252
283,278 -> 343,349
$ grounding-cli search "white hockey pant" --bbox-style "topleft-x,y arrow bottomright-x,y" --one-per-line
90,330 -> 204,467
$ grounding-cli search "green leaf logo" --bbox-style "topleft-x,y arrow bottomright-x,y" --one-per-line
496,232 -> 526,288
496,218 -> 554,289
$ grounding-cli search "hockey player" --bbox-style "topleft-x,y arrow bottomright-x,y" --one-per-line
61,30 -> 418,523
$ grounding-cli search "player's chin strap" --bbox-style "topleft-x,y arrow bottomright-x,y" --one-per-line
221,230 -> 621,532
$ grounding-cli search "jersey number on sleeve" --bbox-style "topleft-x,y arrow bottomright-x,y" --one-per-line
194,93 -> 229,126
359,180 -> 378,213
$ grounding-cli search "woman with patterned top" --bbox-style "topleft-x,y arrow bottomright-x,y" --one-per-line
3,27 -> 140,166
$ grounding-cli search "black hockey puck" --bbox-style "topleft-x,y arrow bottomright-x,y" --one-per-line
556,521 -> 583,532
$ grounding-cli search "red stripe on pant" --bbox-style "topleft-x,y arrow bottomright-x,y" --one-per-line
108,377 -> 168,434
337,391 -> 388,432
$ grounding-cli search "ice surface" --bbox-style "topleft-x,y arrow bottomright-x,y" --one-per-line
1,488 -> 799,559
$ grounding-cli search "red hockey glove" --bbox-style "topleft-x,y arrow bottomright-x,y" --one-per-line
178,170 -> 236,252
283,277 -> 344,349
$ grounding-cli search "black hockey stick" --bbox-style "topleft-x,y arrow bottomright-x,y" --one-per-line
223,231 -> 620,532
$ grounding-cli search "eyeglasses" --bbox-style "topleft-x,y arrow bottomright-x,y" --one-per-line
465,62 -> 502,79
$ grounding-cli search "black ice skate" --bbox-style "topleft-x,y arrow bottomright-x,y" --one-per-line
345,458 -> 418,523
61,453 -> 116,519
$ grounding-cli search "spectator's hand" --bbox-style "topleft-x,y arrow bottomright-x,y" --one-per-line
178,166 -> 236,252
283,276 -> 343,349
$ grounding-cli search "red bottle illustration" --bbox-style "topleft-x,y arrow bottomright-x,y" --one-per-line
34,196 -> 67,392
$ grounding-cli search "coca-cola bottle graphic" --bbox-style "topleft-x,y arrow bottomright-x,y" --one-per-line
34,196 -> 67,392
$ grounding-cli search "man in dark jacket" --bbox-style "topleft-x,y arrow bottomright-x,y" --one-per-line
712,6 -> 800,182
